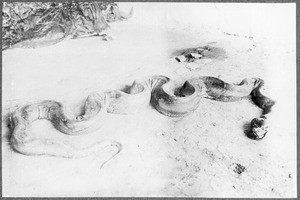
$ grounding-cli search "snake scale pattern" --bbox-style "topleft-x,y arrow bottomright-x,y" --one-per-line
8,75 -> 275,167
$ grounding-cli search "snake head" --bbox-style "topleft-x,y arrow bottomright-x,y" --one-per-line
246,117 -> 268,140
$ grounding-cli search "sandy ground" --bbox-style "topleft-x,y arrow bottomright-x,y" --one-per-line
2,3 -> 297,197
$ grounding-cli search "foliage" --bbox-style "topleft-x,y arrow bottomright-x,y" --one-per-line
2,1 -> 128,49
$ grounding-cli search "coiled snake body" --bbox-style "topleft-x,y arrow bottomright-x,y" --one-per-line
8,75 -> 274,167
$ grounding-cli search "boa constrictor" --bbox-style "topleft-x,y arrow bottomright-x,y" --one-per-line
8,75 -> 274,167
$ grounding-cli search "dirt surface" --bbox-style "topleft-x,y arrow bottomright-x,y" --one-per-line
2,3 -> 296,197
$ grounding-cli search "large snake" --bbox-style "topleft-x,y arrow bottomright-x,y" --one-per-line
7,75 -> 274,167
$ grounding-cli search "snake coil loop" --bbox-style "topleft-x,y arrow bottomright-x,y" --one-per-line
8,75 -> 274,167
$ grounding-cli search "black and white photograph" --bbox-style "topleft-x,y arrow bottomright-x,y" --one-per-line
1,1 -> 297,197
